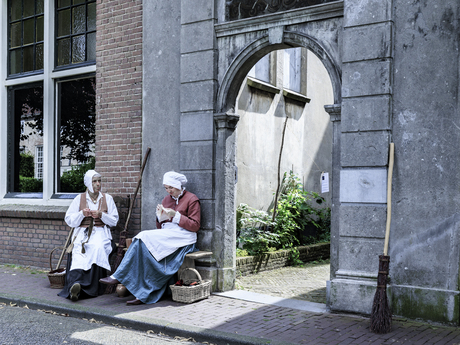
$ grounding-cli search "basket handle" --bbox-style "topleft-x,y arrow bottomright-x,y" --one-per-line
179,267 -> 203,284
49,247 -> 63,272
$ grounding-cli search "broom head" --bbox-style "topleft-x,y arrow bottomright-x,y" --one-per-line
370,255 -> 392,334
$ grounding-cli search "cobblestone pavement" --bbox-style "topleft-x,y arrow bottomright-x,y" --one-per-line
235,259 -> 330,304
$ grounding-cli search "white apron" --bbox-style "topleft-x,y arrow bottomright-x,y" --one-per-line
135,222 -> 197,261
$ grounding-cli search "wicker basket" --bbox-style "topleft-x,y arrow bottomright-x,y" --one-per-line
47,247 -> 66,289
170,268 -> 211,304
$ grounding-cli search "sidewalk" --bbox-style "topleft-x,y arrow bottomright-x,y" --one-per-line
1,264 -> 460,345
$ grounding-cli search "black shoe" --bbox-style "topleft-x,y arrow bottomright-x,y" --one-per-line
70,283 -> 81,302
99,276 -> 120,285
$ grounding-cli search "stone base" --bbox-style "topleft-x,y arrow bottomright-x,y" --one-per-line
329,277 -> 376,315
391,284 -> 460,325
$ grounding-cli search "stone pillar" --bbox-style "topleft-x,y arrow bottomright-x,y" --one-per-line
329,0 -> 394,315
214,112 -> 239,291
324,104 -> 341,285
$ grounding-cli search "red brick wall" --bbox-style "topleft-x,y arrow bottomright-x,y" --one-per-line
95,0 -> 143,235
0,213 -> 69,270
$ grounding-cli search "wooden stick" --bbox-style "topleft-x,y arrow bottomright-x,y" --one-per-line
56,227 -> 73,270
383,143 -> 394,256
124,148 -> 151,232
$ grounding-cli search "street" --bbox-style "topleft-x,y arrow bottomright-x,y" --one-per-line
0,303 -> 211,345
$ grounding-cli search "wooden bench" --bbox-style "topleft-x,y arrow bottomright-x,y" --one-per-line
178,250 -> 213,282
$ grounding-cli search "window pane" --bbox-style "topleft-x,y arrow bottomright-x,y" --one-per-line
87,32 -> 96,61
57,38 -> 71,65
87,3 -> 96,31
57,9 -> 71,37
24,0 -> 35,17
73,0 -> 85,5
23,18 -> 34,45
58,78 -> 96,193
23,46 -> 34,71
11,1 -> 22,21
10,22 -> 22,48
36,0 -> 44,14
72,35 -> 85,63
58,0 -> 71,8
36,43 -> 43,69
36,16 -> 44,42
10,84 -> 44,193
9,49 -> 21,74
72,5 -> 86,34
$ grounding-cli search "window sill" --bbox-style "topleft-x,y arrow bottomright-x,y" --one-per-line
247,76 -> 280,94
283,89 -> 311,104
0,204 -> 67,220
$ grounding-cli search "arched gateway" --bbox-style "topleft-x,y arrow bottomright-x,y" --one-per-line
211,1 -> 343,297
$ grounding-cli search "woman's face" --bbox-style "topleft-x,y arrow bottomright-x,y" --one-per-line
164,185 -> 181,197
92,176 -> 102,194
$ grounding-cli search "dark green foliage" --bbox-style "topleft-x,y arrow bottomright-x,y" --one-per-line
236,171 -> 331,263
19,153 -> 34,178
19,176 -> 42,192
60,156 -> 96,192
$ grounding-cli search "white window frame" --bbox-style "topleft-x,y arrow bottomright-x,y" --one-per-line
0,0 -> 96,206
283,48 -> 302,93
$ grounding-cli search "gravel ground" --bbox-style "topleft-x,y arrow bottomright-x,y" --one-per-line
235,259 -> 330,304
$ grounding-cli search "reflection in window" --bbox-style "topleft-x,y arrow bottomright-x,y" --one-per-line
8,0 -> 44,76
35,145 -> 43,179
56,0 -> 96,67
8,84 -> 44,193
57,77 -> 96,193
283,48 -> 301,93
248,54 -> 270,84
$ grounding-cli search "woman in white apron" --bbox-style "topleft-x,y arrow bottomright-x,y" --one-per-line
58,170 -> 119,301
100,171 -> 200,305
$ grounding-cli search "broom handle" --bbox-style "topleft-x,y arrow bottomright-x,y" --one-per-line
383,143 -> 394,256
124,147 -> 151,232
56,227 -> 74,270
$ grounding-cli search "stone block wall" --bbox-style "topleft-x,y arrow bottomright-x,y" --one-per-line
95,0 -> 143,234
236,243 -> 330,276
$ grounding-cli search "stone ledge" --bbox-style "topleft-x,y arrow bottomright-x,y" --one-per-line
0,204 -> 68,220
236,242 -> 330,276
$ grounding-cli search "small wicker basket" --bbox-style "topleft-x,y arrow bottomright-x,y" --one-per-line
170,268 -> 211,304
47,247 -> 66,289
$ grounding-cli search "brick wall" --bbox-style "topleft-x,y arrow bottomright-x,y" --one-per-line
95,0 -> 143,236
236,243 -> 330,276
0,206 -> 69,270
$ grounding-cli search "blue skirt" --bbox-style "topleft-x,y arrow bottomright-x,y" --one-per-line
113,238 -> 196,304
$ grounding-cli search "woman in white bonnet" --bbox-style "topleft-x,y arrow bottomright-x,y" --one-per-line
58,170 -> 119,301
100,171 -> 200,305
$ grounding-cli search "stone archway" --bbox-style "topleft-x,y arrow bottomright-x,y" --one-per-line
212,3 -> 343,291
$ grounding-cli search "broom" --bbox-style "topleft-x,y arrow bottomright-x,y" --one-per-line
370,142 -> 394,334
105,148 -> 151,294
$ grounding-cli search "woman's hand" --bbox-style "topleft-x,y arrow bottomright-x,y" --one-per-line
83,208 -> 92,217
164,208 -> 176,218
91,210 -> 102,219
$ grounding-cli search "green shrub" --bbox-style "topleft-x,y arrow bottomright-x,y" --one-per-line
236,171 -> 331,262
60,157 -> 95,192
19,176 -> 42,192
20,153 -> 35,178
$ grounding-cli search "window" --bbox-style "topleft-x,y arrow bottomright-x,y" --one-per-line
283,48 -> 301,93
8,0 -> 44,76
56,0 -> 96,68
2,0 -> 97,200
57,76 -> 96,193
35,145 -> 43,179
7,83 -> 43,195
248,54 -> 270,84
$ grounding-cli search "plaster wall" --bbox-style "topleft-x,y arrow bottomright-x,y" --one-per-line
235,50 -> 333,212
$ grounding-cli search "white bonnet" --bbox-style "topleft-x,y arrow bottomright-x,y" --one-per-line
163,171 -> 187,190
84,170 -> 101,193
